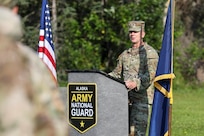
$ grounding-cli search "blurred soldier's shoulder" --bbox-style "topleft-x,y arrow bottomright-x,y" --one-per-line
0,35 -> 67,136
0,34 -> 34,136
0,37 -> 68,136
0,35 -> 28,87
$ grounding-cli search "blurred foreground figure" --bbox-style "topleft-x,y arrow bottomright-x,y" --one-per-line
0,1 -> 68,135
0,35 -> 66,136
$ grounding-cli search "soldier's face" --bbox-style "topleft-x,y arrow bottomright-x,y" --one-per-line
129,31 -> 145,44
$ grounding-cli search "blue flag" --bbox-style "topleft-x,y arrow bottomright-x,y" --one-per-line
149,0 -> 175,136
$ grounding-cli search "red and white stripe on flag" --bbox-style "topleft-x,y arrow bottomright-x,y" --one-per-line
38,0 -> 57,81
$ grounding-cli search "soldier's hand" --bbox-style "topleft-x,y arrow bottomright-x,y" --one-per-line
125,80 -> 137,90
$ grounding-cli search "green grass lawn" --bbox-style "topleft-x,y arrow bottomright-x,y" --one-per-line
172,88 -> 204,136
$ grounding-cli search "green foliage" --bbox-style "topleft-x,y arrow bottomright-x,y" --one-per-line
17,0 -> 171,85
187,42 -> 204,61
100,1 -> 166,71
18,0 -> 41,50
173,0 -> 204,85
126,0 -> 166,50
176,41 -> 204,83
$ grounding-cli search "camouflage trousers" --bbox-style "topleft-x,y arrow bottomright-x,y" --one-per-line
129,102 -> 149,136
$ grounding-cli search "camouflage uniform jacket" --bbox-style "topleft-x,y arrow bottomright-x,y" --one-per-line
0,7 -> 68,136
109,43 -> 158,104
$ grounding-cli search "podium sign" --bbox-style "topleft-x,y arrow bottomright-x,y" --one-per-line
68,83 -> 97,133
62,70 -> 128,136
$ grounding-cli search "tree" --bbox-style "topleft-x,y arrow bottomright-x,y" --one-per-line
175,0 -> 204,84
18,0 -> 167,85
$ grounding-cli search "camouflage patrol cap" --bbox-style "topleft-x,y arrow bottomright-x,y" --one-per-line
128,21 -> 145,32
0,0 -> 18,8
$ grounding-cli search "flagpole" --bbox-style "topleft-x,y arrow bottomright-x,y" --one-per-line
168,0 -> 175,136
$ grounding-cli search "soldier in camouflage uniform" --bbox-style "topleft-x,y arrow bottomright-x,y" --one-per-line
109,21 -> 158,136
0,1 -> 68,135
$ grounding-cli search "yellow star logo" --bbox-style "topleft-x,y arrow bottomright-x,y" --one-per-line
80,120 -> 85,128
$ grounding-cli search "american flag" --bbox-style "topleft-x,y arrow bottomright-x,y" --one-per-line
38,0 -> 57,81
